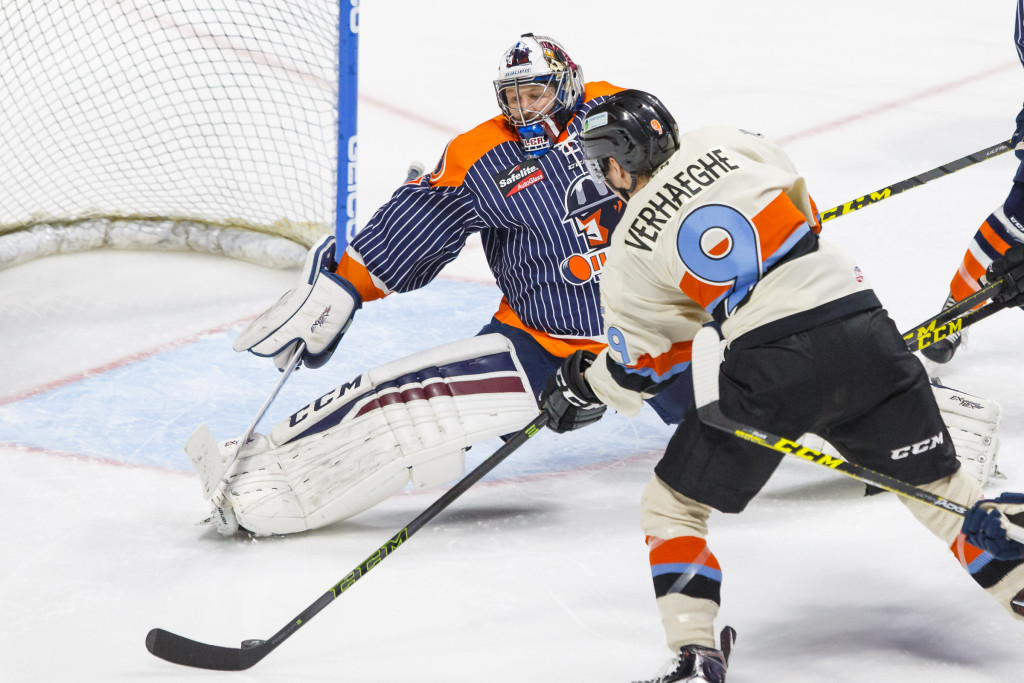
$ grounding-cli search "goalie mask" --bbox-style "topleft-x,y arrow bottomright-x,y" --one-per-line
494,33 -> 584,158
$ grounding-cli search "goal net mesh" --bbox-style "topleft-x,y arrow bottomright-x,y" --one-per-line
0,2 -> 340,269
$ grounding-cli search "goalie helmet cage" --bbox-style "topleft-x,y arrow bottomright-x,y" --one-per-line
0,2 -> 358,271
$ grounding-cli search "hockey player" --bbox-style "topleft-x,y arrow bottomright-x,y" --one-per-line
540,89 -> 1024,682
195,34 -> 693,536
922,0 -> 1024,364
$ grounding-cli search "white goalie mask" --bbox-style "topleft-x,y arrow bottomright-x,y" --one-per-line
493,33 -> 585,157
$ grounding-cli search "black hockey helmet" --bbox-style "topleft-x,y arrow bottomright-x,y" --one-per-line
579,89 -> 679,177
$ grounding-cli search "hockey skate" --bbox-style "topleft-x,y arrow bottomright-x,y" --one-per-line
1013,586 -> 1024,618
634,627 -> 735,683
920,293 -> 964,365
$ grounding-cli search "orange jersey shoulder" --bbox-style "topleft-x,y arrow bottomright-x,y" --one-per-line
428,82 -> 626,188
583,81 -> 625,101
428,117 -> 514,188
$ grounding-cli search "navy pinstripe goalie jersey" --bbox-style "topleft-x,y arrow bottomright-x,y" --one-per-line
335,82 -> 625,358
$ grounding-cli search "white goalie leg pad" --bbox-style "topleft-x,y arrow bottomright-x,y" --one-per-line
932,383 -> 1001,487
221,333 -> 537,535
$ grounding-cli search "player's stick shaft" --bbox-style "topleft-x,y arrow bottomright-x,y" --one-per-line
821,140 -> 1013,223
147,412 -> 550,670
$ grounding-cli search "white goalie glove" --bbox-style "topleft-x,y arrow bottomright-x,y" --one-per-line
931,383 -> 1001,487
234,234 -> 361,370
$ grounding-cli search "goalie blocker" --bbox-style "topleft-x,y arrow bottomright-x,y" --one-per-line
188,334 -> 538,535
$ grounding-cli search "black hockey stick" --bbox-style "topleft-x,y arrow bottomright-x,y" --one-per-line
900,278 -> 1008,352
146,412 -> 550,670
820,139 -> 1013,223
689,327 -> 1024,536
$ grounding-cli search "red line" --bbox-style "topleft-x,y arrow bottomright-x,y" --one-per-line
0,440 -> 190,476
776,61 -> 1017,145
359,93 -> 462,136
0,314 -> 256,408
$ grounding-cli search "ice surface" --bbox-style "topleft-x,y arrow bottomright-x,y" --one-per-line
3,2 -> 1024,681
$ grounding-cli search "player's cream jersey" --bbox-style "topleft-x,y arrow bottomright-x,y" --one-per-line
587,126 -> 879,416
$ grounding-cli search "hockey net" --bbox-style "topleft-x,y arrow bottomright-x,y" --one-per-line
0,2 -> 341,270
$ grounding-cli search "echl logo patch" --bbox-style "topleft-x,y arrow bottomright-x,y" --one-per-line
492,160 -> 545,198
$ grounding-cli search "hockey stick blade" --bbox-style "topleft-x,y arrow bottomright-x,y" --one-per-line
184,423 -> 225,500
146,412 -> 550,671
145,628 -> 270,671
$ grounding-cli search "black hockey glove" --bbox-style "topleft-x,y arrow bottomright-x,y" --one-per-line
962,492 -> 1024,561
541,350 -> 607,434
1012,101 -> 1024,161
986,244 -> 1024,307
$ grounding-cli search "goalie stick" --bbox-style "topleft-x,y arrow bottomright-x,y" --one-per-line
186,341 -> 305,503
689,327 -> 1024,542
147,412 -> 549,671
404,162 -> 425,183
820,139 -> 1013,223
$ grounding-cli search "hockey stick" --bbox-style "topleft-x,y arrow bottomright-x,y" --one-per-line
404,162 -> 425,183
147,411 -> 550,670
900,279 -> 1008,352
689,327 -> 1024,540
820,139 -> 1013,223
185,341 -> 305,502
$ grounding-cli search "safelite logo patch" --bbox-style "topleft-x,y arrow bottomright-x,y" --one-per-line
493,160 -> 545,198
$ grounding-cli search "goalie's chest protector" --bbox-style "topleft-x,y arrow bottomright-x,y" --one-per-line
354,87 -> 627,341
463,127 -> 626,337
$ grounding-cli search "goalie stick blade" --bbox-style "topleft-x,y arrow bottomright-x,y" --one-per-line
145,628 -> 269,671
184,423 -> 227,500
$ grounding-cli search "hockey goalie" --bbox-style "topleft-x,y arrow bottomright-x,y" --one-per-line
183,30 -> 1004,536
187,234 -> 1002,537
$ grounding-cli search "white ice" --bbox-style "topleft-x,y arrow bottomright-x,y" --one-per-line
3,1 -> 1024,681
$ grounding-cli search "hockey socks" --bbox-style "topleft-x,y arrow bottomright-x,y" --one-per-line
648,535 -> 722,651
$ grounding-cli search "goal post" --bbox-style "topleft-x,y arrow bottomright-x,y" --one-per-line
337,1 -> 359,253
0,2 -> 354,270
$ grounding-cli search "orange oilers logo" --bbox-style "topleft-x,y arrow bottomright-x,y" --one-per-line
562,248 -> 608,285
651,119 -> 663,134
559,174 -> 624,285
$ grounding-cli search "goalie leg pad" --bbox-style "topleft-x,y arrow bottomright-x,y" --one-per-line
932,383 -> 1001,487
219,334 -> 537,535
